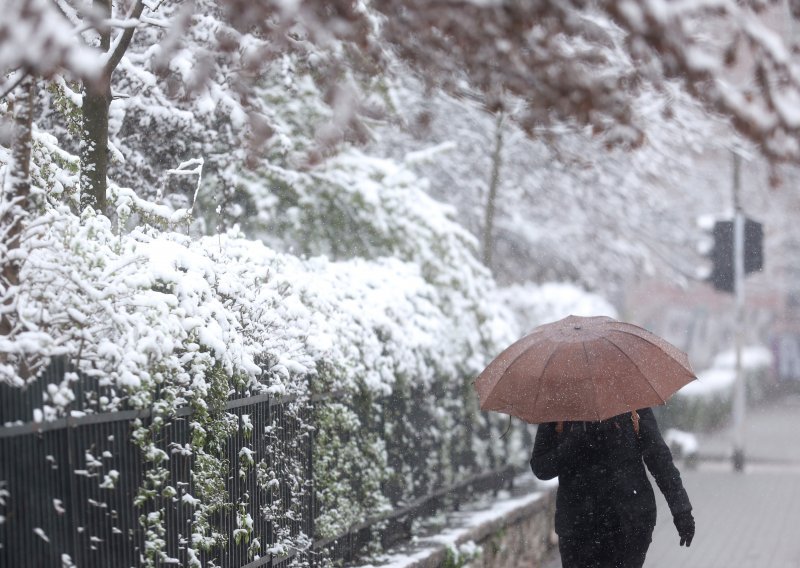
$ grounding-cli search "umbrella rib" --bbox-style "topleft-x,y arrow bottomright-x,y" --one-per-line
600,337 -> 667,405
582,341 -> 601,422
485,340 -> 559,416
608,328 -> 692,371
528,343 -> 562,421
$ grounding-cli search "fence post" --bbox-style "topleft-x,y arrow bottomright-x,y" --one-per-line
307,378 -> 316,568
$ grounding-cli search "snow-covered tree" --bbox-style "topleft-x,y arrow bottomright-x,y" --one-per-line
8,1 -> 800,161
370,61 -> 736,299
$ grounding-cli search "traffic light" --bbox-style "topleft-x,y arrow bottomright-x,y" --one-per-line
704,218 -> 763,293
709,220 -> 734,292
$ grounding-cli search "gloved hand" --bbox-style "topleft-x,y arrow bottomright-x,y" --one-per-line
673,510 -> 695,547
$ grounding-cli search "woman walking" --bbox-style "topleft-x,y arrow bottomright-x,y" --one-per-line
531,408 -> 695,568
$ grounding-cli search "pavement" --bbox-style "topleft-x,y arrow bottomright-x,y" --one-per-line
542,393 -> 800,568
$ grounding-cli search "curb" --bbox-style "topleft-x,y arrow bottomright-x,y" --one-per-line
355,484 -> 557,568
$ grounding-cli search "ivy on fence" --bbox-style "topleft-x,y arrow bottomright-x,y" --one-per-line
0,358 -> 520,567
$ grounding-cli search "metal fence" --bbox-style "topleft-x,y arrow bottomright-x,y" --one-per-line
0,358 -> 513,567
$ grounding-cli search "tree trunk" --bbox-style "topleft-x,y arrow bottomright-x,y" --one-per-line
80,84 -> 112,213
0,74 -> 36,337
79,0 -> 146,216
482,112 -> 504,270
80,0 -> 112,214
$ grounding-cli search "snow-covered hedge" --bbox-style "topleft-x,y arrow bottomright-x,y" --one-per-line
659,345 -> 775,432
0,170 -> 518,562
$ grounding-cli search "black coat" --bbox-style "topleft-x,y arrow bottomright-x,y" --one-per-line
531,408 -> 692,538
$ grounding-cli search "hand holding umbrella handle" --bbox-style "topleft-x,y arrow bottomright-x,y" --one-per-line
673,510 -> 695,547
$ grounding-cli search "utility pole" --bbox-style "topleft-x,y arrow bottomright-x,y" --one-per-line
731,150 -> 746,472
482,112 -> 504,270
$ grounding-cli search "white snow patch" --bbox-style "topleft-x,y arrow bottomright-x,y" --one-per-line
678,345 -> 772,398
33,527 -> 50,543
664,428 -> 699,456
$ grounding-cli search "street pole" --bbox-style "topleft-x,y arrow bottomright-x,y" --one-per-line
732,151 -> 746,472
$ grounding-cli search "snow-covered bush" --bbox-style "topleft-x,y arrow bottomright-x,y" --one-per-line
246,151 -> 521,536
663,428 -> 699,462
0,155 -> 519,559
659,345 -> 775,432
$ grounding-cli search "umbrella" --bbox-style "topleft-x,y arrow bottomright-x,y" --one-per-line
474,314 -> 696,424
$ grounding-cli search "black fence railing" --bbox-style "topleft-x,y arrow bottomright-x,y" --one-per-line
310,464 -> 515,566
0,359 -> 514,567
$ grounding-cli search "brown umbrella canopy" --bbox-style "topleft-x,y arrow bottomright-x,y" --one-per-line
474,315 -> 696,423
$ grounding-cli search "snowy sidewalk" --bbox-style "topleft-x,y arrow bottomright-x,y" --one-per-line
543,395 -> 800,567
645,465 -> 800,568
692,393 -> 800,464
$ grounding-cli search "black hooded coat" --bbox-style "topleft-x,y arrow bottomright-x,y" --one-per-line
531,407 -> 692,538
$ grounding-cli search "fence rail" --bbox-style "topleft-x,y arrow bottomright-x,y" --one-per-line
0,359 -> 515,567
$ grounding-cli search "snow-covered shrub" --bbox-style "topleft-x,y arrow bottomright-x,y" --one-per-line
0,202 -> 320,563
663,428 -> 698,462
237,150 -> 522,536
659,345 -> 775,432
443,540 -> 483,568
0,2 -> 686,564
0,163 -> 519,558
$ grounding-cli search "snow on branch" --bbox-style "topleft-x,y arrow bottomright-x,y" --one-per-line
7,0 -> 800,160
164,158 -> 204,215
602,0 -> 800,159
0,0 -> 101,92
102,0 -> 147,75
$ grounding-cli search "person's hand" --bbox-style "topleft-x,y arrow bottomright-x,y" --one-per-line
673,510 -> 695,547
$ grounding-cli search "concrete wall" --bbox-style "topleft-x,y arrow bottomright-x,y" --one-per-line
468,489 -> 557,568
354,485 -> 557,568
